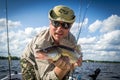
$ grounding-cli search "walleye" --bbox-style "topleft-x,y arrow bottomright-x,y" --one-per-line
40,45 -> 81,64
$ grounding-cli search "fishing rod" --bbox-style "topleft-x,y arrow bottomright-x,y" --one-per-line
5,0 -> 12,79
76,0 -> 82,38
71,0 -> 92,72
75,0 -> 101,80
69,0 -> 94,80
76,0 -> 92,42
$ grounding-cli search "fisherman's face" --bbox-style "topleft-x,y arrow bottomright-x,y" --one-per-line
49,20 -> 72,43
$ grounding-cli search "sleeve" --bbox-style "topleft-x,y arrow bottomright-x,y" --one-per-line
31,33 -> 59,79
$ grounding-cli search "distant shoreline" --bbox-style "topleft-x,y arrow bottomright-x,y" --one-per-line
0,56 -> 120,63
83,60 -> 120,63
0,56 -> 20,60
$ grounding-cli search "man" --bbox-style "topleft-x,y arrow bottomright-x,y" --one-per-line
20,5 -> 82,80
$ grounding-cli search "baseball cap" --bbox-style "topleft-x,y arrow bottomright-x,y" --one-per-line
48,5 -> 75,23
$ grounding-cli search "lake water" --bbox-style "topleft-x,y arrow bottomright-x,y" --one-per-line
0,60 -> 120,80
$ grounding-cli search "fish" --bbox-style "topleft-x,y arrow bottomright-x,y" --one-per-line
45,45 -> 81,64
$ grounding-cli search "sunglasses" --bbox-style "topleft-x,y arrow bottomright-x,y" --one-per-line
51,20 -> 72,29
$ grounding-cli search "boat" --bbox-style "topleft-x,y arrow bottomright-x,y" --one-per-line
68,68 -> 101,80
1,68 -> 100,80
2,0 -> 101,79
1,71 -> 22,80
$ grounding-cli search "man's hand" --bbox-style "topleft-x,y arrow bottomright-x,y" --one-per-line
74,56 -> 82,67
53,56 -> 72,80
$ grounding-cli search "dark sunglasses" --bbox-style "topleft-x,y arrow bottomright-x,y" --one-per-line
51,20 -> 72,29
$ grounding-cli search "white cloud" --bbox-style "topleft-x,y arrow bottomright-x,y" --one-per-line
0,18 -> 48,57
8,20 -> 21,28
8,26 -> 48,56
79,30 -> 120,61
89,20 -> 102,32
89,15 -> 120,33
78,37 -> 97,44
101,15 -> 120,32
0,18 -> 5,31
71,18 -> 88,38
83,51 -> 120,61
77,15 -> 120,61
98,30 -> 120,45
0,18 -> 21,31
0,17 -> 120,61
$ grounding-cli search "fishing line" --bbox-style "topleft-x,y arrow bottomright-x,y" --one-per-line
5,0 -> 12,79
76,0 -> 92,42
76,1 -> 101,79
69,0 -> 93,79
76,0 -> 82,39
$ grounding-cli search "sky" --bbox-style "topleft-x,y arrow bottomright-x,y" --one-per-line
0,0 -> 120,61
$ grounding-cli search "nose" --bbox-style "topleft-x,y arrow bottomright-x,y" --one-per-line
56,25 -> 63,30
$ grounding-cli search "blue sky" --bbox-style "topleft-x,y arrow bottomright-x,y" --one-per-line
0,0 -> 120,61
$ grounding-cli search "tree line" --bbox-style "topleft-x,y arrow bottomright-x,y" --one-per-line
0,56 -> 20,60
